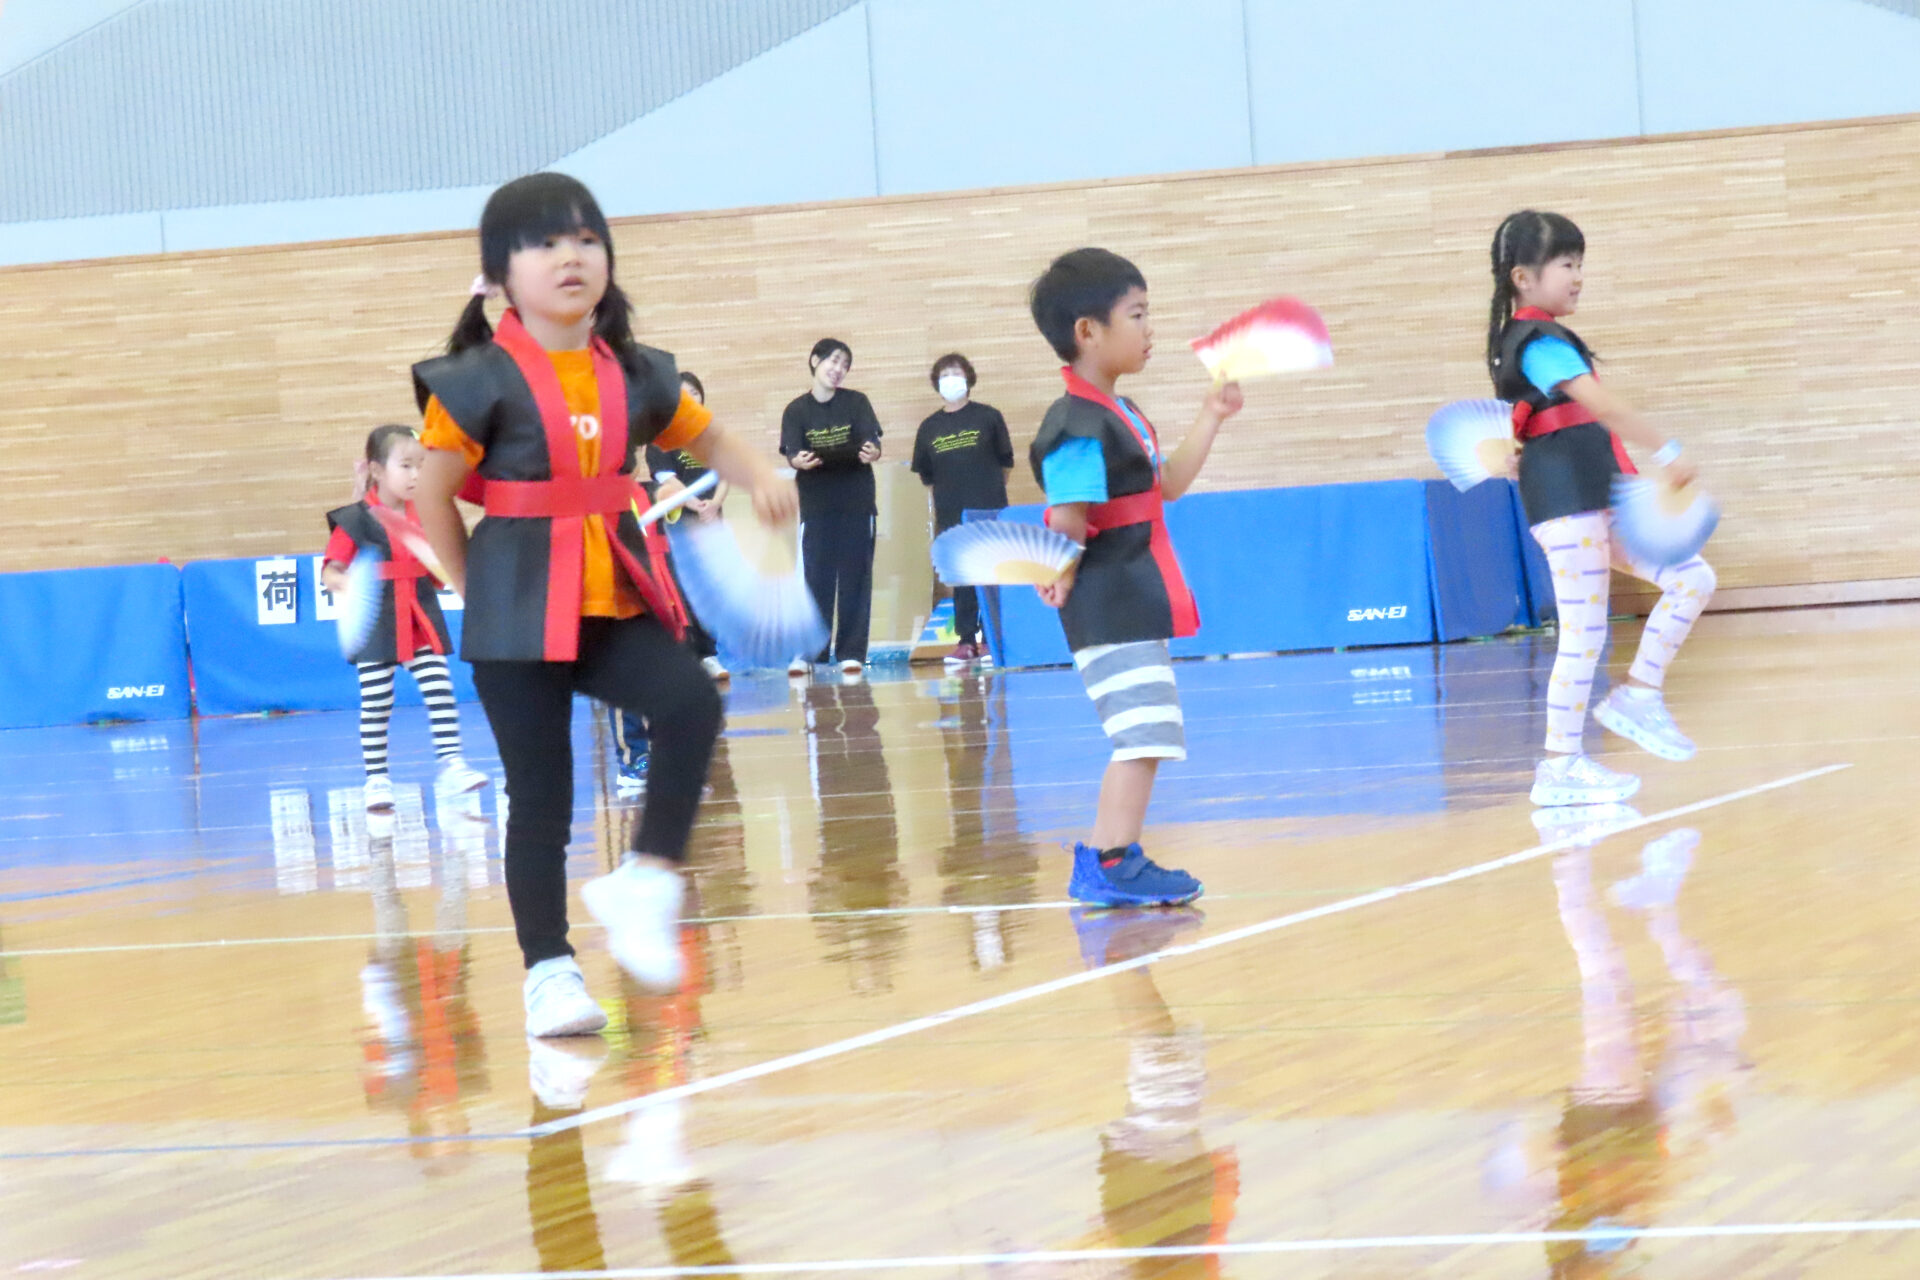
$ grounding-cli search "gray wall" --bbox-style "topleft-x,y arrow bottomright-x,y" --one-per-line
5,0 -> 1919,266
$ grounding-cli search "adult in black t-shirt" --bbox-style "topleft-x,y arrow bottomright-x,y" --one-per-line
780,338 -> 883,673
911,353 -> 1013,663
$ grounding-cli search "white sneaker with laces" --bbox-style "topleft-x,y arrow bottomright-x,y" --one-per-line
363,773 -> 395,812
526,1034 -> 609,1109
581,858 -> 685,993
1594,686 -> 1697,762
436,756 -> 489,794
523,956 -> 608,1038
1530,754 -> 1641,807
702,655 -> 729,681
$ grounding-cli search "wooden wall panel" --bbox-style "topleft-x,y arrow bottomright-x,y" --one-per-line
2,114 -> 1916,592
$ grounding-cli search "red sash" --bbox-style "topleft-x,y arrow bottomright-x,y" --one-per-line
1050,368 -> 1200,638
374,499 -> 444,659
1508,309 -> 1637,475
488,311 -> 687,659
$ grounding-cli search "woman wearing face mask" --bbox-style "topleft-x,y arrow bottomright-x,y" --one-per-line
911,353 -> 1014,665
781,338 -> 883,676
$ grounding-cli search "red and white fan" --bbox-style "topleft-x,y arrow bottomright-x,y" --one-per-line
1190,298 -> 1333,383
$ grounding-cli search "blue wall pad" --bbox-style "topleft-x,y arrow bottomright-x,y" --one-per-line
993,481 -> 1442,668
1509,483 -> 1557,626
0,564 -> 191,729
184,556 -> 477,717
1424,479 -> 1532,642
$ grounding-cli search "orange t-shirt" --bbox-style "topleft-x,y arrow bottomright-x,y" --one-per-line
419,350 -> 711,617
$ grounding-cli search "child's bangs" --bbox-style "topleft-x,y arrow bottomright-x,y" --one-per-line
482,173 -> 614,257
1537,214 -> 1585,265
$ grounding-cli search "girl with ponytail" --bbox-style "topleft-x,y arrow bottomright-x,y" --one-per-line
1487,210 -> 1716,807
410,173 -> 798,1039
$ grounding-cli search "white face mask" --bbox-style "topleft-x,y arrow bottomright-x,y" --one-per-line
937,374 -> 969,403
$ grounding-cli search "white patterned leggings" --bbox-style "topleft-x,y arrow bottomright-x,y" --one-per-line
357,650 -> 462,777
1532,511 -> 1716,755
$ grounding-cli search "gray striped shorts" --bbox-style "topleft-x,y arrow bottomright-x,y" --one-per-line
1073,640 -> 1186,762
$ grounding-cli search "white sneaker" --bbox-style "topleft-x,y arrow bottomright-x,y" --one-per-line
1532,803 -> 1643,849
840,658 -> 864,676
787,657 -> 811,677
364,774 -> 394,812
1530,754 -> 1641,806
527,1035 -> 609,1110
523,956 -> 608,1038
702,655 -> 729,682
581,859 -> 685,992
1594,687 -> 1697,762
1611,828 -> 1700,910
436,756 -> 489,794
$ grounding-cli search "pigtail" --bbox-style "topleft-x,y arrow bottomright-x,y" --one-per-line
1485,213 -> 1521,386
593,279 -> 643,376
446,292 -> 494,357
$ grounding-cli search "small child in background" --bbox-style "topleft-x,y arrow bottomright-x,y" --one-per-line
322,425 -> 488,812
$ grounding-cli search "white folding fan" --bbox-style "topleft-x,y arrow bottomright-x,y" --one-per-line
931,521 -> 1082,587
335,549 -> 386,659
1426,399 -> 1518,492
1611,474 -> 1720,568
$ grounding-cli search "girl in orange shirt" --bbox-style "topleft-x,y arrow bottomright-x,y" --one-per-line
412,173 -> 797,1039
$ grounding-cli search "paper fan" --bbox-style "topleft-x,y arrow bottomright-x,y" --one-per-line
666,518 -> 826,669
336,549 -> 385,659
931,521 -> 1081,587
1426,399 -> 1517,492
1189,297 -> 1333,382
367,504 -> 450,584
1611,475 -> 1720,568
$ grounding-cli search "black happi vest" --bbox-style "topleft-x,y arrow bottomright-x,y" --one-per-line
1028,372 -> 1199,651
1494,310 -> 1600,431
411,315 -> 686,662
325,500 -> 452,665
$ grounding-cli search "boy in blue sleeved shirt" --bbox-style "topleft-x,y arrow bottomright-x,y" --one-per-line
1027,248 -> 1243,908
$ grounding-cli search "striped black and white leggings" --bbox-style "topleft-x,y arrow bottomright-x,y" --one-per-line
357,650 -> 462,777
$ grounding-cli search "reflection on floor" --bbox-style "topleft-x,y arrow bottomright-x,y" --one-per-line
2,605 -> 1916,1277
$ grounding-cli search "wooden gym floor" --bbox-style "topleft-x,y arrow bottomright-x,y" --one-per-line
2,604 -> 1917,1278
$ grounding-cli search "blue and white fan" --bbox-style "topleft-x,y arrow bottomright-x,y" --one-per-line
1426,399 -> 1517,492
1611,475 -> 1720,568
931,521 -> 1081,587
666,517 -> 826,669
335,548 -> 385,659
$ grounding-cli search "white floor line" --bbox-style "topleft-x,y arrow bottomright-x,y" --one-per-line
532,762 -> 1850,1138
322,1215 -> 1920,1278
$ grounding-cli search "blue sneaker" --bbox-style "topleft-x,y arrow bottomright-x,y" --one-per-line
616,752 -> 649,797
1071,905 -> 1205,969
1067,843 -> 1203,907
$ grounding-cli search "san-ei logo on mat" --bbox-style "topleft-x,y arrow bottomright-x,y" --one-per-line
106,685 -> 167,699
1346,605 -> 1409,622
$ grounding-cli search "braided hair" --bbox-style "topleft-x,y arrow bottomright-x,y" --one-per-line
1487,210 -> 1587,387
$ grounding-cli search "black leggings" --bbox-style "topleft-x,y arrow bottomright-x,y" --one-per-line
472,615 -> 722,968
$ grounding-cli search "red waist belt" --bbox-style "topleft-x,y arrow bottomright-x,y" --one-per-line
375,556 -> 443,658
1085,489 -> 1162,537
1046,486 -> 1199,638
1511,403 -> 1637,475
480,473 -> 687,657
481,474 -> 640,518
